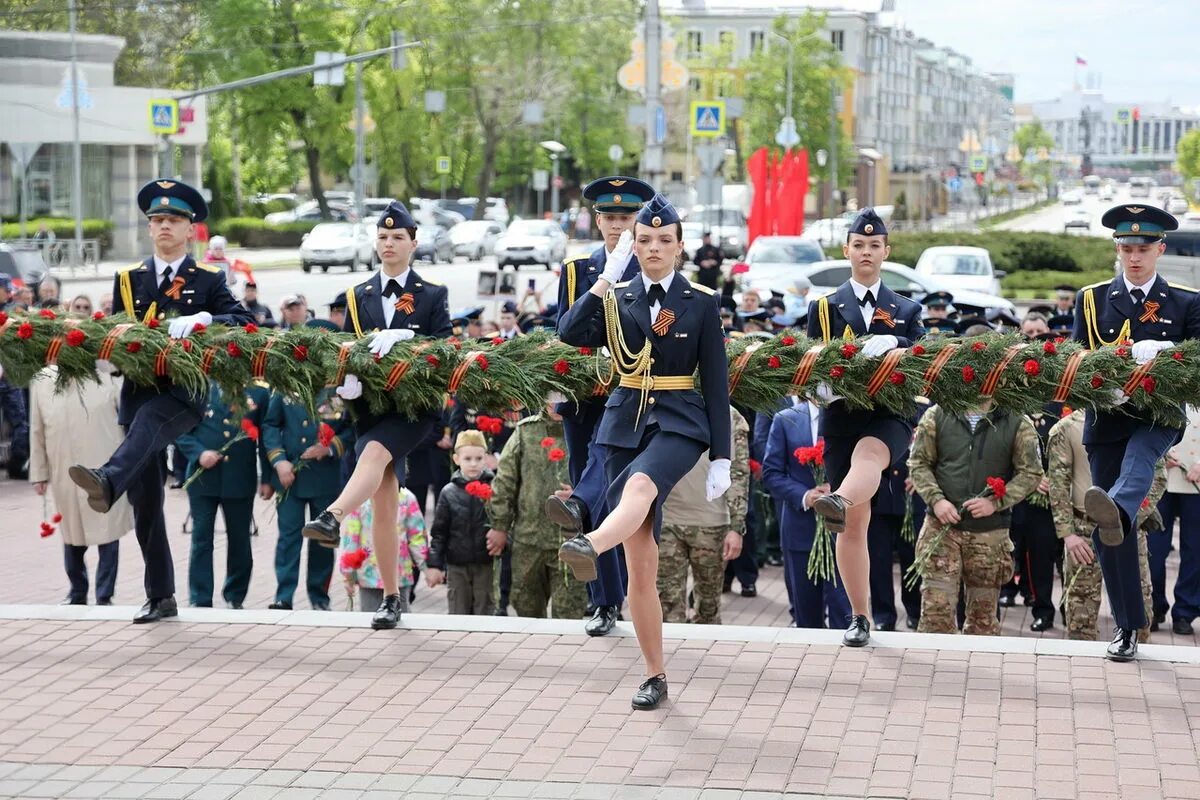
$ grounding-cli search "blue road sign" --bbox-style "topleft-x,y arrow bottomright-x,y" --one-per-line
690,101 -> 726,138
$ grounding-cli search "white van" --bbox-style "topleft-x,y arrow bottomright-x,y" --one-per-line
913,246 -> 1005,296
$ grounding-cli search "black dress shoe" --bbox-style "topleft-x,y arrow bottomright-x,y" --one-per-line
268,600 -> 293,610
905,617 -> 919,630
96,599 -> 112,606
312,601 -> 330,611
1084,487 -> 1124,547
1151,618 -> 1161,632
740,584 -> 757,598
843,614 -> 871,647
631,674 -> 668,710
60,596 -> 87,606
1030,615 -> 1054,632
766,554 -> 784,567
301,510 -> 341,548
585,605 -> 619,636
229,602 -> 244,610
1154,610 -> 1167,625
133,597 -> 178,624
1106,628 -> 1137,661
812,494 -> 850,534
1172,618 -> 1193,636
876,622 -> 896,632
545,495 -> 587,533
68,465 -> 114,514
558,534 -> 598,582
372,593 -> 403,630
168,480 -> 184,490
998,594 -> 1016,608
494,606 -> 508,617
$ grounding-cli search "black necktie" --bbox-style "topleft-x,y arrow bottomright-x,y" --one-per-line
1131,288 -> 1145,304
158,266 -> 173,295
859,289 -> 875,307
385,279 -> 403,297
647,283 -> 666,306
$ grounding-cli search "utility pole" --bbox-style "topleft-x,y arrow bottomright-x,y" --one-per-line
642,0 -> 664,187
68,0 -> 83,268
228,99 -> 244,215
829,80 -> 839,218
354,63 -> 366,221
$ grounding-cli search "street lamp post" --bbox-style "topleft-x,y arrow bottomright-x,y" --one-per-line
540,140 -> 566,216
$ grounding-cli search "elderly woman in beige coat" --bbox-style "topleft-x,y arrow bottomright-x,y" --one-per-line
29,367 -> 132,604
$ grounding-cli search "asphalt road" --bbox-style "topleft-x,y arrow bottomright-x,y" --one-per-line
992,186 -> 1150,236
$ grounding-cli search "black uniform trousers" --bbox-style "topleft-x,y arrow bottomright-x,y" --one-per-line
1006,503 -> 1059,618
867,512 -> 920,627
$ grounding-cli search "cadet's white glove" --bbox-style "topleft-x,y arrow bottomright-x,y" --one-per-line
368,328 -> 414,358
862,335 -> 899,358
547,391 -> 568,405
1131,339 -> 1174,365
706,458 -> 732,502
601,230 -> 634,284
336,373 -> 363,401
816,382 -> 843,403
95,359 -> 118,375
1110,388 -> 1129,407
168,311 -> 212,339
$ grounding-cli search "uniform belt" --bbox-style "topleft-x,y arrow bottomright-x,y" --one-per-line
617,374 -> 694,391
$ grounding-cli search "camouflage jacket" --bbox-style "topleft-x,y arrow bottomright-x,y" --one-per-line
487,414 -> 571,550
909,406 -> 1043,524
661,407 -> 750,533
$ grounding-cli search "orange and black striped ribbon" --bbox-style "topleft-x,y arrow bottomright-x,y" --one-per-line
1138,301 -> 1161,324
154,340 -> 175,377
394,293 -> 416,315
329,343 -> 351,387
726,341 -> 762,396
921,344 -> 960,396
1052,350 -> 1087,403
97,323 -> 133,361
44,336 -> 64,366
1123,360 -> 1157,397
867,348 -> 907,397
651,308 -> 675,337
448,350 -> 486,393
871,308 -> 897,329
200,345 -> 218,375
384,361 -> 411,391
251,336 -> 275,379
790,344 -> 826,391
980,345 -> 1025,398
164,276 -> 186,301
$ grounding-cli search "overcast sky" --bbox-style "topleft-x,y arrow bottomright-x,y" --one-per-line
894,0 -> 1200,108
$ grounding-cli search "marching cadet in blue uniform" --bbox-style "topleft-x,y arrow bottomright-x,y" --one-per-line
69,179 -> 253,624
546,175 -> 654,636
176,382 -> 271,608
302,200 -> 452,630
806,208 -> 925,647
1073,203 -> 1200,661
263,327 -> 355,611
557,194 -> 732,710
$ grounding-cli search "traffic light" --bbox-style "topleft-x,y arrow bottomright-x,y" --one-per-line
391,31 -> 406,70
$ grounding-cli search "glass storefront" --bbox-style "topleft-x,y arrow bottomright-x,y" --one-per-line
5,142 -> 112,220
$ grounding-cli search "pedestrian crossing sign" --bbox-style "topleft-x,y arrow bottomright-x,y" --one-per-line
436,156 -> 451,175
690,101 -> 726,138
149,99 -> 179,135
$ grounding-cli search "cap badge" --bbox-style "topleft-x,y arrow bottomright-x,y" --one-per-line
159,197 -> 171,206
610,180 -> 626,187
652,216 -> 662,227
864,223 -> 874,234
1131,223 -> 1141,232
613,194 -> 622,204
1127,206 -> 1145,214
385,217 -> 394,228
156,180 -> 176,189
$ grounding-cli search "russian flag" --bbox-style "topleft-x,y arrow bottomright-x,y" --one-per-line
1075,54 -> 1087,66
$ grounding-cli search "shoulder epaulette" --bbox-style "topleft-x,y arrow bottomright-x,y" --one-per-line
1081,279 -> 1110,291
567,256 -> 590,269
119,262 -> 141,273
195,262 -> 222,274
690,283 -> 715,296
614,280 -> 632,289
1169,282 -> 1199,293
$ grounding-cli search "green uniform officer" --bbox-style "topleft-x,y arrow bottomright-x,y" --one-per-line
176,382 -> 271,608
262,385 -> 354,610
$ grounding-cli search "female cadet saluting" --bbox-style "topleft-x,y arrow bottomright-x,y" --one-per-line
556,194 -> 732,710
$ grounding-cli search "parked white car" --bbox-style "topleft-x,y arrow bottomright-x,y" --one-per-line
299,223 -> 374,273
800,217 -> 852,249
914,246 -> 1005,296
494,219 -> 568,270
449,220 -> 505,260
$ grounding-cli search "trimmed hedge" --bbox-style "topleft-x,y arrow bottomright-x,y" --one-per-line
823,231 -> 1116,275
1000,268 -> 1116,298
0,218 -> 114,251
210,217 -> 318,248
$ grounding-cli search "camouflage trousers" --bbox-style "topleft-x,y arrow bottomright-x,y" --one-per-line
658,524 -> 727,625
915,522 -> 1013,636
1063,522 -> 1153,642
510,545 -> 590,620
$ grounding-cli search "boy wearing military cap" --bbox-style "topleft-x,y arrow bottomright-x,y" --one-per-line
326,292 -> 348,330
1054,284 -> 1076,315
807,207 -> 925,647
69,179 -> 253,624
1074,202 -> 1200,661
548,175 -> 655,636
923,290 -> 954,320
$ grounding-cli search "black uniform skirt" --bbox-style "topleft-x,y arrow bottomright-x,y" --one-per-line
604,424 -> 708,543
824,414 -> 913,492
354,412 -> 436,483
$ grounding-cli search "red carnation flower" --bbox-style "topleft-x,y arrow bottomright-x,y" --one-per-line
39,521 -> 55,538
318,422 -> 336,447
911,344 -> 926,356
147,318 -> 160,329
548,448 -> 566,462
226,342 -> 242,358
1043,341 -> 1057,356
465,480 -> 493,501
339,549 -> 370,570
1061,405 -> 1074,418
16,322 -> 33,339
971,341 -> 986,352
1141,376 -> 1156,394
192,323 -> 206,334
1055,336 -> 1066,344
962,366 -> 976,383
292,345 -> 308,361
52,513 -> 63,524
0,311 -> 7,326
39,308 -> 56,320
425,355 -> 440,367
781,335 -> 796,346
243,323 -> 259,333
1116,346 -> 1129,358
553,359 -> 570,375
540,437 -> 555,448
475,354 -> 489,370
1173,351 -> 1185,361
767,355 -> 782,369
1090,374 -> 1104,389
92,311 -> 105,321
889,371 -> 905,385
126,341 -> 142,353
840,343 -> 858,359
748,458 -> 762,477
579,347 -> 593,355
240,418 -> 260,442
830,365 -> 845,379
1023,359 -> 1041,377
180,339 -> 193,352
985,476 -> 1008,500
491,337 -> 505,345
66,329 -> 86,347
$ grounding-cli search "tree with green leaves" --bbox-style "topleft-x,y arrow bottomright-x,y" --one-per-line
1013,120 -> 1056,188
1177,128 -> 1200,200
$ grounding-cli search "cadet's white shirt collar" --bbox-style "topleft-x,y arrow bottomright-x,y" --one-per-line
641,270 -> 676,300
153,254 -> 186,277
379,268 -> 411,295
1123,274 -> 1156,296
849,277 -> 882,303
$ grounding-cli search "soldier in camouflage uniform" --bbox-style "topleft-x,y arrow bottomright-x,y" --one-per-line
1048,409 -> 1161,642
909,404 -> 1043,635
487,407 -> 589,620
657,408 -> 751,624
